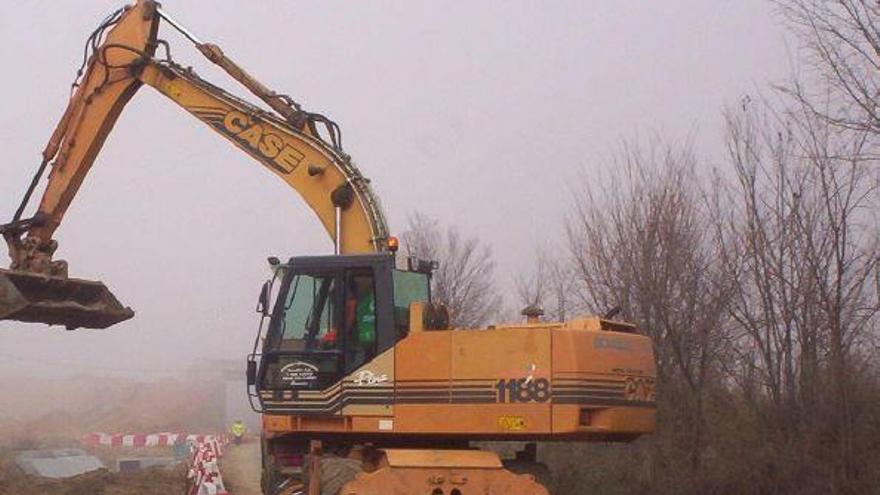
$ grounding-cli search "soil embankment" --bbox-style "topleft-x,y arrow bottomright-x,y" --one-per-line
0,375 -> 224,494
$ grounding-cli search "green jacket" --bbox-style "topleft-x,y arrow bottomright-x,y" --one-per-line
356,292 -> 376,344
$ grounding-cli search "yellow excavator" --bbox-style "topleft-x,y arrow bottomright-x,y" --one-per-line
0,2 -> 656,494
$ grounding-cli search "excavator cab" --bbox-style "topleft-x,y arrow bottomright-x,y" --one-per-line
248,253 -> 432,403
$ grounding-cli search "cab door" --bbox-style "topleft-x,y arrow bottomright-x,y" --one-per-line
259,270 -> 344,393
341,268 -> 379,374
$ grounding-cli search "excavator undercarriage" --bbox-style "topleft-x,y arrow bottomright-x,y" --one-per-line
322,447 -> 550,495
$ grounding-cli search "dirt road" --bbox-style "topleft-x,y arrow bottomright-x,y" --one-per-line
222,440 -> 262,495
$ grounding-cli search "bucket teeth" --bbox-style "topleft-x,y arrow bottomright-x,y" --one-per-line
0,269 -> 133,330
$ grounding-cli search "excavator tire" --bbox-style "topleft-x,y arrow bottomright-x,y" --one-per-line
260,461 -> 277,494
303,455 -> 364,495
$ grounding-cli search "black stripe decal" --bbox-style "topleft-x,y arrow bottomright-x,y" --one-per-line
260,377 -> 655,414
554,398 -> 655,408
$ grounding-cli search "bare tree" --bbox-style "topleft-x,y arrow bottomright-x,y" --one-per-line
565,139 -> 731,472
514,246 -> 578,322
775,0 -> 880,138
720,100 -> 820,420
401,212 -> 502,328
722,95 -> 879,488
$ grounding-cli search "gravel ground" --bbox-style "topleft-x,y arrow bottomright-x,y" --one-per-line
0,446 -> 186,495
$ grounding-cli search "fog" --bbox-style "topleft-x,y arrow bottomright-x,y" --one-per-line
0,1 -> 790,379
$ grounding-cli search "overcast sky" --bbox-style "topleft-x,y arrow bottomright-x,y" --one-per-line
0,1 -> 791,378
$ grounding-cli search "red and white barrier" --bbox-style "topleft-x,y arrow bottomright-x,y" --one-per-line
187,437 -> 230,495
82,431 -> 230,494
84,432 -> 224,448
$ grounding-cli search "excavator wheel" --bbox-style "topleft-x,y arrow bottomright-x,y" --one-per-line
260,460 -> 278,494
303,455 -> 364,495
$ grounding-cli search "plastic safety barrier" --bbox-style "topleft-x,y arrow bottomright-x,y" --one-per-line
187,436 -> 229,495
82,432 -> 229,494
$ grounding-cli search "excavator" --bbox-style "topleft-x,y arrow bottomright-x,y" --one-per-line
0,2 -> 657,494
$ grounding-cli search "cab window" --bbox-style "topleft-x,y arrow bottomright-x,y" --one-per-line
392,269 -> 430,334
280,273 -> 336,350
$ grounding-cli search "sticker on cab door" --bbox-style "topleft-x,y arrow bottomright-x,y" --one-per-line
280,361 -> 318,386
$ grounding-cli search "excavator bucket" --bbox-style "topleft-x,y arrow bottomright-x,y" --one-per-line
0,269 -> 133,330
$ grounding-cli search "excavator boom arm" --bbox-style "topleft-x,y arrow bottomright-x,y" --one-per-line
5,1 -> 160,266
137,61 -> 388,254
0,0 -> 388,329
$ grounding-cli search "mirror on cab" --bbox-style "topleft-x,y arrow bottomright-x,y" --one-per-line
246,359 -> 257,386
256,281 -> 271,317
256,256 -> 284,317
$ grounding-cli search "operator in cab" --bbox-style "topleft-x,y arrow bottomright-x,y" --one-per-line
346,276 -> 376,367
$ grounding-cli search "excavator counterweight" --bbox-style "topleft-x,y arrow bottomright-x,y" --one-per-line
0,269 -> 132,330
